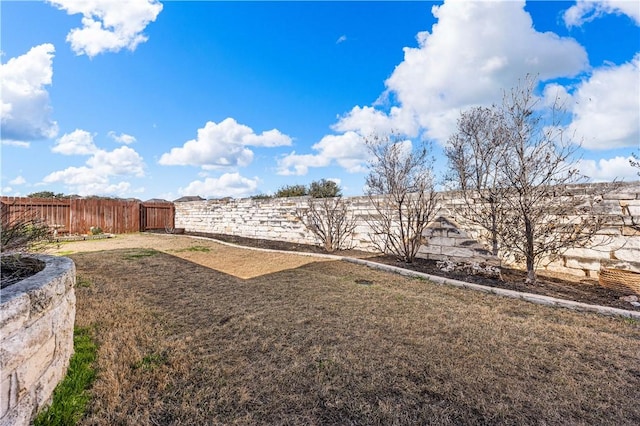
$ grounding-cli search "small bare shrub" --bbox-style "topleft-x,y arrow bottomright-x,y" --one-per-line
299,197 -> 356,252
1,201 -> 51,287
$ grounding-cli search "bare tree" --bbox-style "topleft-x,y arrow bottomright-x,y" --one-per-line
495,75 -> 606,283
364,133 -> 439,263
445,106 -> 509,255
300,197 -> 356,252
446,75 -> 613,283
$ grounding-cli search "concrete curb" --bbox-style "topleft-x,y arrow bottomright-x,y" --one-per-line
165,233 -> 640,320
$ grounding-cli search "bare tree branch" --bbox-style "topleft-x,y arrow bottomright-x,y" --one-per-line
446,75 -> 616,283
364,133 -> 439,263
1,201 -> 52,254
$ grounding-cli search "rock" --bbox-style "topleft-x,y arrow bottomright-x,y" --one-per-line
436,260 -> 501,279
630,301 -> 640,307
620,295 -> 639,303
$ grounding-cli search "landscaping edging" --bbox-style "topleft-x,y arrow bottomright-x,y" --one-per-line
186,234 -> 640,320
0,255 -> 76,426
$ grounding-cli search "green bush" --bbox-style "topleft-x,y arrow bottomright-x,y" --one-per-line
274,184 -> 308,198
309,179 -> 342,198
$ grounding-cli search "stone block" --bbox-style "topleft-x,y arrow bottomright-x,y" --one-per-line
564,257 -> 602,271
425,236 -> 458,247
14,335 -> 56,398
600,258 -> 640,273
0,295 -> 30,337
612,249 -> 640,264
610,235 -> 640,251
602,192 -> 640,200
418,245 -> 441,256
0,318 -> 53,373
442,247 -> 477,258
35,352 -> 70,408
563,247 -> 611,260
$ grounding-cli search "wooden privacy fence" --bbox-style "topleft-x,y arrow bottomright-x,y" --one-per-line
0,197 -> 174,234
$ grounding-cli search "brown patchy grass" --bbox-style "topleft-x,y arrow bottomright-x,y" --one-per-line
69,239 -> 640,425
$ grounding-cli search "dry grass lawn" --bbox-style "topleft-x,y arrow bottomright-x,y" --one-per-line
64,234 -> 640,425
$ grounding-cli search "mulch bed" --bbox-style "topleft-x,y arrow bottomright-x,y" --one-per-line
0,255 -> 45,289
184,231 -> 639,312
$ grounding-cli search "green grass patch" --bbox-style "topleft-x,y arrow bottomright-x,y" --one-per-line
132,351 -> 168,371
33,327 -> 98,426
122,248 -> 159,260
175,245 -> 211,253
56,250 -> 76,256
76,276 -> 92,288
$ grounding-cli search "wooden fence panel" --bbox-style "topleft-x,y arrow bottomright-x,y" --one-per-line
141,202 -> 175,230
1,197 -> 71,230
69,199 -> 141,234
2,197 -> 172,234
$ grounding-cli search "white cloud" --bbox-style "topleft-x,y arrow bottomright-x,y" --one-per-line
0,43 -> 58,143
9,176 -> 26,185
277,152 -> 331,176
159,118 -> 292,169
577,156 -> 639,181
278,131 -> 368,176
283,0 -> 594,177
87,146 -> 145,177
43,145 -> 145,196
1,140 -> 30,148
108,131 -> 136,144
564,0 -> 640,27
286,0 -> 593,178
179,173 -> 259,198
567,55 -> 639,150
336,35 -> 347,44
52,129 -> 98,155
384,0 -> 588,144
332,106 -> 418,138
47,0 -> 163,57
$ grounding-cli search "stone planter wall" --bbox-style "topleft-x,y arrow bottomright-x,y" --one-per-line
0,255 -> 76,426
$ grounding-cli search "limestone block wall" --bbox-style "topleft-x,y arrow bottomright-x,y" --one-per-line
435,182 -> 640,278
175,181 -> 640,278
174,197 -> 319,246
0,256 -> 76,426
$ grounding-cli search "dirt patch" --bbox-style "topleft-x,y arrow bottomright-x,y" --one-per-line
71,247 -> 640,425
48,233 -> 328,279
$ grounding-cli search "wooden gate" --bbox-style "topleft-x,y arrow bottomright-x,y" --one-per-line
140,202 -> 175,231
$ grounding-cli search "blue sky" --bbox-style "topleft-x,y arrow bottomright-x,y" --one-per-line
1,0 -> 639,200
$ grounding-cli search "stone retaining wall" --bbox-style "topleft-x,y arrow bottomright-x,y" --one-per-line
175,181 -> 640,279
0,256 -> 76,426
